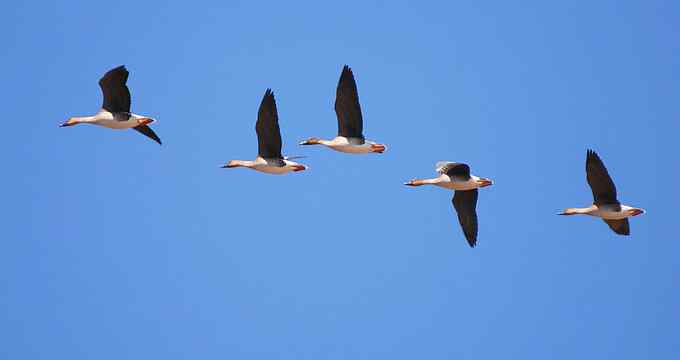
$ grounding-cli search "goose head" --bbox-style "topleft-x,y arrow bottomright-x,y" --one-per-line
299,137 -> 322,145
60,117 -> 80,127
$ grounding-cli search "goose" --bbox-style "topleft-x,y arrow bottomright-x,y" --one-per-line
299,65 -> 386,154
222,89 -> 307,175
559,149 -> 644,235
405,162 -> 493,247
60,65 -> 161,145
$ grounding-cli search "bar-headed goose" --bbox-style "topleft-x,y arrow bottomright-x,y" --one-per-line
222,89 -> 307,175
405,162 -> 493,247
299,65 -> 386,154
60,65 -> 161,145
559,149 -> 644,235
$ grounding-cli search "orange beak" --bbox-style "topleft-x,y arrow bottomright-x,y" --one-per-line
60,119 -> 76,127
292,164 -> 307,172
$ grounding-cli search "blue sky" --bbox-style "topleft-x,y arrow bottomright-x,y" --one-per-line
3,1 -> 679,358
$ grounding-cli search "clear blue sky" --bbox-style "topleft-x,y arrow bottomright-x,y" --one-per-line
3,1 -> 679,358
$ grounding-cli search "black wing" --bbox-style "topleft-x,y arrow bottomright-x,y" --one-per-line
99,65 -> 131,113
255,89 -> 283,159
133,125 -> 162,145
586,149 -> 618,206
603,218 -> 630,236
438,162 -> 471,181
334,65 -> 364,140
452,189 -> 478,247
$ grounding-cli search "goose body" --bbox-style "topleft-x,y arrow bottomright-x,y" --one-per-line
311,136 -> 386,154
70,111 -> 155,129
300,65 -> 386,154
405,162 -> 493,248
562,204 -> 643,220
223,89 -> 307,175
61,65 -> 162,144
226,157 -> 306,175
559,150 -> 644,235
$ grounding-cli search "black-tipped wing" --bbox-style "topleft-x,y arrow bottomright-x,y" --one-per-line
452,189 -> 478,247
255,89 -> 283,159
99,65 -> 131,113
334,65 -> 364,139
586,149 -> 618,205
133,125 -> 162,145
603,218 -> 630,235
437,162 -> 471,181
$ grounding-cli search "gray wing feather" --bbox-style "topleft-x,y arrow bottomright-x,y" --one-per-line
99,65 -> 131,113
133,125 -> 161,145
603,218 -> 630,235
452,189 -> 479,247
586,149 -> 618,206
437,162 -> 471,181
334,65 -> 364,139
255,89 -> 283,159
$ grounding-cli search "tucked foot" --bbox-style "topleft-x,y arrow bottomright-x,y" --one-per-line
370,143 -> 386,153
137,118 -> 155,126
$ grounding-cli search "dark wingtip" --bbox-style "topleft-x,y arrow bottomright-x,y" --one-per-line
110,64 -> 128,73
342,64 -> 353,75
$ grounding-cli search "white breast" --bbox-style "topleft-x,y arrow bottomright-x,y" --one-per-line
326,137 -> 373,154
591,205 -> 633,220
434,175 -> 481,191
94,112 -> 147,130
249,158 -> 299,175
252,165 -> 293,175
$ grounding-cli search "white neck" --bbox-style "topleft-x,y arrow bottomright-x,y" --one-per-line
73,115 -> 97,124
563,206 -> 595,215
411,177 -> 443,186
234,160 -> 257,168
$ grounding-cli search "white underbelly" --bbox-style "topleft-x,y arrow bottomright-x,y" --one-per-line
97,119 -> 139,129
252,165 -> 292,175
435,179 -> 478,191
95,113 -> 150,129
329,144 -> 372,154
591,209 -> 629,220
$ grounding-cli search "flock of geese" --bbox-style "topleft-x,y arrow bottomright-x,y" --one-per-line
61,65 -> 646,248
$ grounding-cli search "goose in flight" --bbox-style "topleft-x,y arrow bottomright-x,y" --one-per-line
299,65 -> 386,154
60,65 -> 161,145
559,149 -> 644,235
405,162 -> 493,247
222,89 -> 307,175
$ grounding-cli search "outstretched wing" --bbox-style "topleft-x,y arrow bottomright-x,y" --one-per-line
334,65 -> 364,140
255,89 -> 283,159
603,219 -> 630,236
452,189 -> 478,247
437,162 -> 471,181
99,65 -> 131,113
586,149 -> 618,206
133,125 -> 162,145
